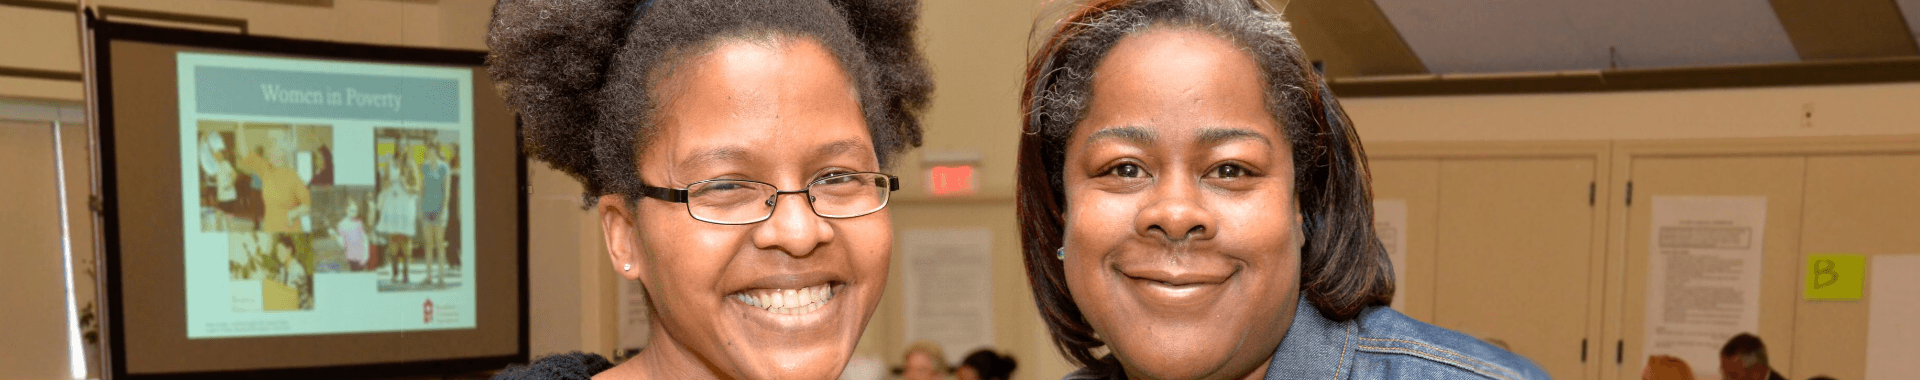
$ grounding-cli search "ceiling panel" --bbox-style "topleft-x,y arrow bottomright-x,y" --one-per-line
1284,0 -> 1429,77
1900,0 -> 1920,44
1375,0 -> 1801,74
1771,0 -> 1917,60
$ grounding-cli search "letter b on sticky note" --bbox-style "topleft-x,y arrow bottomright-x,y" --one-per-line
1805,253 -> 1864,300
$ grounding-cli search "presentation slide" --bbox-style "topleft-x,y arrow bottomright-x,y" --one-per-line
176,52 -> 477,339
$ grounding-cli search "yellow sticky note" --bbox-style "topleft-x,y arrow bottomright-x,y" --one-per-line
1806,253 -> 1865,300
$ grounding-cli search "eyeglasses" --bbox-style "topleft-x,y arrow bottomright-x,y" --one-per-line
638,172 -> 901,225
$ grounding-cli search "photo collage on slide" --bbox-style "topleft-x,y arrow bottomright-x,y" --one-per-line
199,120 -> 464,312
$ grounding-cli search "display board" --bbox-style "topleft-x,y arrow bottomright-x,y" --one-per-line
91,14 -> 525,379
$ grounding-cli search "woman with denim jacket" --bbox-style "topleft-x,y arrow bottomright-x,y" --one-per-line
1015,1 -> 1549,379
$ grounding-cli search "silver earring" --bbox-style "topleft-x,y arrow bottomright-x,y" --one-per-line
1056,247 -> 1065,260
623,263 -> 631,271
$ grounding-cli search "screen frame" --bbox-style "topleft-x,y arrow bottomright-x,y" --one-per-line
87,11 -> 528,380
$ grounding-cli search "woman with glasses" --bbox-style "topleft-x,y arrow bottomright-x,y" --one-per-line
486,0 -> 930,379
1017,1 -> 1545,379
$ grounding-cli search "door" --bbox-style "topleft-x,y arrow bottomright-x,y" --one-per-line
1432,158 -> 1598,380
1618,156 -> 1806,379
0,120 -> 75,379
1789,154 -> 1920,380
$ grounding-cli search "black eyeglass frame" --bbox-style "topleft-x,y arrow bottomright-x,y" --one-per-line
636,172 -> 901,225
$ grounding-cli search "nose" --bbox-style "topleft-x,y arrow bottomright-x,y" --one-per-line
1134,177 -> 1218,242
751,191 -> 835,257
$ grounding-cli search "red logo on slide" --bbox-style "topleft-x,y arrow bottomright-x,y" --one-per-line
424,298 -> 434,323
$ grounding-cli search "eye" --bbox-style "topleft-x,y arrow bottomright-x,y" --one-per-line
688,181 -> 752,198
1208,163 -> 1249,179
814,172 -> 858,185
1107,163 -> 1146,178
817,176 -> 853,185
814,170 -> 867,188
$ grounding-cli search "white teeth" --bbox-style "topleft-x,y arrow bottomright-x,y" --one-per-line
732,283 -> 837,315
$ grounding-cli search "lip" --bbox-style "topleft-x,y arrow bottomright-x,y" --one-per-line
1121,266 -> 1232,286
726,271 -> 851,329
738,271 -> 842,292
1111,253 -> 1239,309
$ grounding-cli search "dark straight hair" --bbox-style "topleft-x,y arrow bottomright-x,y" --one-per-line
1014,0 -> 1394,370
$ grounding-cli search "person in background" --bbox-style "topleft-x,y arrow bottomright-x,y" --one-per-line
901,340 -> 948,380
418,141 -> 453,285
335,199 -> 370,271
239,132 -> 310,233
273,234 -> 308,305
376,146 -> 419,284
200,132 -> 239,228
956,349 -> 1016,380
1719,333 -> 1786,380
310,144 -> 334,187
1642,355 -> 1694,380
484,0 -> 932,378
1015,1 -> 1547,379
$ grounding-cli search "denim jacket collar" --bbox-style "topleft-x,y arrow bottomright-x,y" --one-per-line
1064,298 -> 1547,380
1060,299 -> 1355,380
1262,298 -> 1355,380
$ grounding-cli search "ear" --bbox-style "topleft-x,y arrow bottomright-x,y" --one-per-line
599,194 -> 644,281
1290,200 -> 1307,252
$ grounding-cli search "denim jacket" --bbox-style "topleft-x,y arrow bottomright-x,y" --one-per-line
1064,299 -> 1549,380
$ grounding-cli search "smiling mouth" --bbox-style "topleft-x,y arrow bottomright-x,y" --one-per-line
1119,265 -> 1234,287
1114,262 -> 1238,307
730,283 -> 841,315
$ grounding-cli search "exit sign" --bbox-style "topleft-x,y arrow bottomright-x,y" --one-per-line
928,165 -> 975,196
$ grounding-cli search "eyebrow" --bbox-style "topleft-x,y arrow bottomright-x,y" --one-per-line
812,138 -> 872,161
677,146 -> 751,173
1083,126 -> 1157,145
1196,127 -> 1272,147
1082,125 -> 1271,148
675,138 -> 873,173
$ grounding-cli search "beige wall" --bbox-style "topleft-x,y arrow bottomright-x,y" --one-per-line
524,164 -> 621,359
856,0 -> 1076,379
0,0 -> 493,101
1343,82 -> 1920,142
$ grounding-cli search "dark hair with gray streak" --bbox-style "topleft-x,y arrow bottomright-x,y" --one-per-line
486,0 -> 932,204
1015,0 -> 1393,371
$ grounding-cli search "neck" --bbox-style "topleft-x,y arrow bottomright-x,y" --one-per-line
1118,359 -> 1272,380
1235,360 -> 1271,380
598,319 -> 727,380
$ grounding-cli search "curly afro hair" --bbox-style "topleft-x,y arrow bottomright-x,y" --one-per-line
487,0 -> 932,203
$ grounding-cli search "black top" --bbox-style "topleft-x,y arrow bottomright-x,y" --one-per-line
492,352 -> 615,380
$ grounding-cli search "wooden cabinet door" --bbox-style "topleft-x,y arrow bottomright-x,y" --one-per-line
1618,156 -> 1807,379
1790,154 -> 1920,380
1432,158 -> 1598,380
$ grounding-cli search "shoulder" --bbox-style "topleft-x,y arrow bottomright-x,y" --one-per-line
491,352 -> 614,380
1345,307 -> 1548,380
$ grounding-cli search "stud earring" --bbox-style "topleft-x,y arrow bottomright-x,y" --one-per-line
1056,247 -> 1065,260
623,263 -> 631,271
